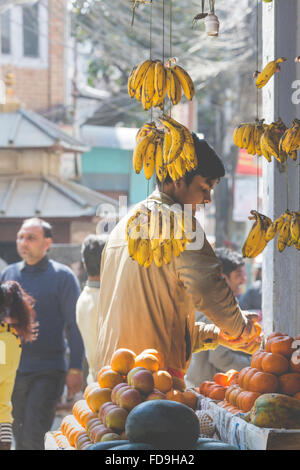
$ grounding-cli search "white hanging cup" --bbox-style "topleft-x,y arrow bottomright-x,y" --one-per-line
205,13 -> 220,36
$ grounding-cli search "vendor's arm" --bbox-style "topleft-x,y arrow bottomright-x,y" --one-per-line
176,237 -> 247,339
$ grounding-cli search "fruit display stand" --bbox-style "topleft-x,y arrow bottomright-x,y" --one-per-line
197,394 -> 300,450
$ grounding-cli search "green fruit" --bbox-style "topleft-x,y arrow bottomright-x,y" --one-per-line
125,399 -> 200,450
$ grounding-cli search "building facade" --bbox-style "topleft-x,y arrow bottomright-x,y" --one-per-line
0,0 -> 67,114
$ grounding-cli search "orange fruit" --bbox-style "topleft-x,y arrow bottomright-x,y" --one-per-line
165,388 -> 185,403
79,410 -> 98,429
135,353 -> 159,372
97,369 -> 124,389
72,399 -> 88,421
182,390 -> 198,409
213,373 -> 229,387
96,365 -> 111,380
152,370 -> 173,393
110,348 -> 136,375
86,387 -> 112,413
84,382 -> 99,400
142,349 -> 164,369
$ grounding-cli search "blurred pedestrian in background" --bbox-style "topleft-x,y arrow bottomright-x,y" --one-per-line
186,247 -> 251,388
0,280 -> 37,450
76,235 -> 106,384
0,218 -> 84,450
214,247 -> 247,299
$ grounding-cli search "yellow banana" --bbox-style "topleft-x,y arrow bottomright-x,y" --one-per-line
135,122 -> 156,143
133,131 -> 155,174
144,247 -> 153,268
162,240 -> 173,264
233,125 -> 245,148
174,156 -> 186,178
168,162 -> 181,181
290,212 -> 300,242
152,244 -> 163,267
152,90 -> 165,110
159,115 -> 185,164
256,57 -> 287,89
141,62 -> 156,110
136,239 -> 150,266
128,66 -> 137,98
242,124 -> 254,149
265,214 -> 286,242
154,61 -> 167,99
172,239 -> 181,257
162,131 -> 172,165
242,210 -> 271,258
277,215 -> 292,252
260,134 -> 272,162
128,237 -> 138,259
171,64 -> 195,101
143,138 -> 156,179
166,69 -> 181,106
155,138 -> 167,182
135,85 -> 143,102
132,59 -> 153,93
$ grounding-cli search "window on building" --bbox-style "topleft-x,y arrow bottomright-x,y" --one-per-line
23,3 -> 39,58
1,10 -> 11,55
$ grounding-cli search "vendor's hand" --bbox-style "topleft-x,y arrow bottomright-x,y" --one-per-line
66,369 -> 83,398
218,334 -> 261,354
218,312 -> 263,354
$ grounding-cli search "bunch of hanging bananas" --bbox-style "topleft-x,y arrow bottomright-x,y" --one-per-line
233,119 -> 266,156
133,116 -> 197,181
127,59 -> 195,110
265,210 -> 300,252
158,114 -> 197,180
255,57 -> 287,89
242,210 -> 272,258
126,204 -> 196,267
279,118 -> 300,157
133,122 -> 165,180
260,118 -> 297,163
233,118 -> 297,163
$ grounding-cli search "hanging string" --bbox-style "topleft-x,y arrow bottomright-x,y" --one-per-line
161,0 -> 166,195
256,0 -> 260,212
168,0 -> 173,119
147,0 -> 153,202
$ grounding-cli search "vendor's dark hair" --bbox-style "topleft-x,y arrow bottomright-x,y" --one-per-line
81,235 -> 106,277
156,133 -> 225,187
0,281 -> 37,342
215,247 -> 245,276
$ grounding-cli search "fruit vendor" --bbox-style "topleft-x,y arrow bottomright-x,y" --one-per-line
95,134 -> 261,378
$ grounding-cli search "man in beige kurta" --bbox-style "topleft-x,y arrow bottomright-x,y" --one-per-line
95,137 -> 260,377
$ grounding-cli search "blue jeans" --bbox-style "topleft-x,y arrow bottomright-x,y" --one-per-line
12,370 -> 66,450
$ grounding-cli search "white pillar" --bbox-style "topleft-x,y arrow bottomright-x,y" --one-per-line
262,0 -> 300,336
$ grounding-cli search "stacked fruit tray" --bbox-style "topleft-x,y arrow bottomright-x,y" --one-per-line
47,347 -> 237,450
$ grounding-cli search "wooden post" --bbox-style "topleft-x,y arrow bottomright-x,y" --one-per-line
262,0 -> 300,337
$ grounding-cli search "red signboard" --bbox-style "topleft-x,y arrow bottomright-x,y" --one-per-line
236,149 -> 263,176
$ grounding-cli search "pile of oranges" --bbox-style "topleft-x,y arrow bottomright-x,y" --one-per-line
199,332 -> 300,415
55,347 -> 199,450
199,369 -> 239,403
